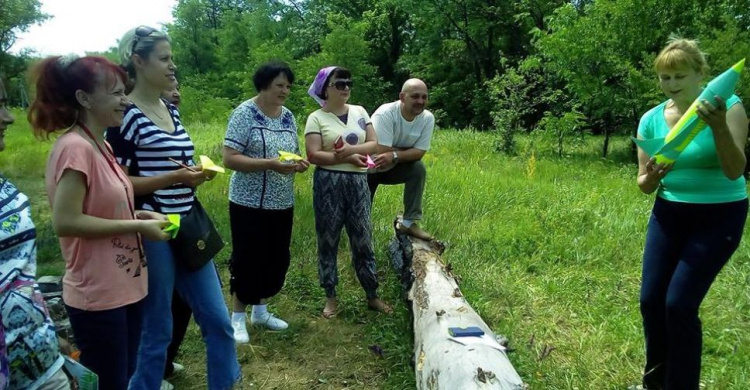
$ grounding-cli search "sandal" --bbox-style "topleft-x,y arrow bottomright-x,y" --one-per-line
322,298 -> 338,319
367,298 -> 393,314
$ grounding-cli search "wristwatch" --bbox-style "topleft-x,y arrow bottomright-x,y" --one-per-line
392,151 -> 399,163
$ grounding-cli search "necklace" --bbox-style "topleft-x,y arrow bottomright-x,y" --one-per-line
145,103 -> 165,120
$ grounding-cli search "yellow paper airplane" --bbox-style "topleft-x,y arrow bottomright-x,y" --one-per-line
199,155 -> 226,174
163,214 -> 181,239
278,150 -> 304,162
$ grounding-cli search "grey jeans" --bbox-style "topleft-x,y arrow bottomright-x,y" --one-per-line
368,160 -> 426,221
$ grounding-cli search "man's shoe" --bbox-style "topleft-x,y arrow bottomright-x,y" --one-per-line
397,223 -> 433,240
161,380 -> 175,390
232,317 -> 250,344
251,312 -> 289,330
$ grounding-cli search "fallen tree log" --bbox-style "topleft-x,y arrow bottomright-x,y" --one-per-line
389,222 -> 525,390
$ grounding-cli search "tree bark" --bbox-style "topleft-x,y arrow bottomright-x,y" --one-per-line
389,222 -> 525,389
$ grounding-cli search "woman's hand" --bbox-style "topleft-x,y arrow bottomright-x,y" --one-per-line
173,165 -> 208,187
644,157 -> 673,183
139,219 -> 171,241
295,159 -> 310,173
333,141 -> 355,159
697,96 -> 729,131
269,159 -> 299,174
347,153 -> 368,168
135,210 -> 167,221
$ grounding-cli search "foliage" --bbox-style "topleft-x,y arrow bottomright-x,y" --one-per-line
178,83 -> 233,125
0,0 -> 48,53
0,0 -> 47,95
488,64 -> 549,155
536,109 -> 587,156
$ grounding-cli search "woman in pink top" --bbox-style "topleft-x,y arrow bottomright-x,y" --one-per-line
29,55 -> 170,390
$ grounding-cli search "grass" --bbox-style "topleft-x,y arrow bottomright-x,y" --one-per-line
4,109 -> 750,389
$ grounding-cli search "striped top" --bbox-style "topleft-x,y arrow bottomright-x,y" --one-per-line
107,101 -> 196,215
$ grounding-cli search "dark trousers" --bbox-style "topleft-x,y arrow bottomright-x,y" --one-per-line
164,291 -> 192,378
367,160 -> 426,221
228,203 -> 293,305
640,197 -> 747,390
66,300 -> 144,390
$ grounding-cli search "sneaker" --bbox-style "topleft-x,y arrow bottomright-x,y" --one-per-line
160,380 -> 175,390
171,362 -> 185,374
250,312 -> 289,330
232,317 -> 250,344
397,222 -> 433,241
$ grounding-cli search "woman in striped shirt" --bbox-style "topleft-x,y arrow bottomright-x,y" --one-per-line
106,26 -> 240,390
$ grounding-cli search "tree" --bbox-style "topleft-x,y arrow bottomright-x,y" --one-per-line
0,0 -> 48,53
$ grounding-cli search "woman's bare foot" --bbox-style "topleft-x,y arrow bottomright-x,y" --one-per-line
322,297 -> 338,318
367,298 -> 393,314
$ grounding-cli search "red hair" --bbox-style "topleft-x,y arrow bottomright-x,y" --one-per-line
28,56 -> 127,138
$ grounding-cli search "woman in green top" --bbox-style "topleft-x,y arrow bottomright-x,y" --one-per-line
635,36 -> 748,390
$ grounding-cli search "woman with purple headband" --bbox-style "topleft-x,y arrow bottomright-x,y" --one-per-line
304,66 -> 392,318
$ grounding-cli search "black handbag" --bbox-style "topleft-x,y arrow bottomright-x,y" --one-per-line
170,199 -> 224,272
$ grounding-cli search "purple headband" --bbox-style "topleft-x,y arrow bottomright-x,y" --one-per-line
308,66 -> 338,107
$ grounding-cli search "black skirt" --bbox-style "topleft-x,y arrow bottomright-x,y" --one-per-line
228,201 -> 294,304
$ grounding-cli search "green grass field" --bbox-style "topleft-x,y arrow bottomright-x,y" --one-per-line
3,110 -> 750,389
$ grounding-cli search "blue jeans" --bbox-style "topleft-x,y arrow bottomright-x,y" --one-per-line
129,240 -> 240,390
640,197 -> 747,390
66,301 -> 143,390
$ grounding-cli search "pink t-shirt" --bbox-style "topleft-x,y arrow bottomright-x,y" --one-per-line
45,132 -> 147,311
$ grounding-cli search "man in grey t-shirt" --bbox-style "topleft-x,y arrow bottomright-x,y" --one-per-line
369,79 -> 435,240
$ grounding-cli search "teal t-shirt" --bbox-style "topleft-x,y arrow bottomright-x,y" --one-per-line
637,94 -> 747,204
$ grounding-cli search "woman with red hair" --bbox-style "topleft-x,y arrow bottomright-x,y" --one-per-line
28,55 -> 170,390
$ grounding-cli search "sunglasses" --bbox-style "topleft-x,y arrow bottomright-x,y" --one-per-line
330,80 -> 353,90
131,26 -> 158,52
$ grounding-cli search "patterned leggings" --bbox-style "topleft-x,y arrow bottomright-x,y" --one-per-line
313,168 -> 379,299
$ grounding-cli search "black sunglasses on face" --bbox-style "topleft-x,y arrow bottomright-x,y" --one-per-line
330,80 -> 353,90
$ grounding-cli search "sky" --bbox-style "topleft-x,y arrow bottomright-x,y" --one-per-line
10,0 -> 178,56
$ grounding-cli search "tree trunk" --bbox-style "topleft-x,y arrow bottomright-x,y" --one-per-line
602,126 -> 610,158
389,223 -> 525,390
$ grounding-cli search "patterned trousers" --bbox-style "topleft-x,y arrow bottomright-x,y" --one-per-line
313,168 -> 379,299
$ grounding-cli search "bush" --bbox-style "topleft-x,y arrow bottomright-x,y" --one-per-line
178,84 -> 233,125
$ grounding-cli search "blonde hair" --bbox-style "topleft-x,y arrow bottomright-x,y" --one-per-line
654,34 -> 709,75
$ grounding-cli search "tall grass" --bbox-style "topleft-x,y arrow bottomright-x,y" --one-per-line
3,111 -> 749,389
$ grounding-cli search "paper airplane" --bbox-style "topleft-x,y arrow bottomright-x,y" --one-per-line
633,59 -> 745,164
278,150 -> 304,163
366,155 -> 376,169
163,214 -> 181,239
199,155 -> 226,174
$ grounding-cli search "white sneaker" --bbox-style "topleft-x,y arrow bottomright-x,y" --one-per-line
172,362 -> 185,373
160,380 -> 175,390
250,312 -> 288,330
232,317 -> 250,344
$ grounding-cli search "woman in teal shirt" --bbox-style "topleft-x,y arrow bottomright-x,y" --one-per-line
635,37 -> 748,390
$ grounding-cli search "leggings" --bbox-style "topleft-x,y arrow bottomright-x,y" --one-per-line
640,197 -> 747,390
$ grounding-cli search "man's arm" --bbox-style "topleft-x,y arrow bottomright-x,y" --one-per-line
375,145 -> 426,162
